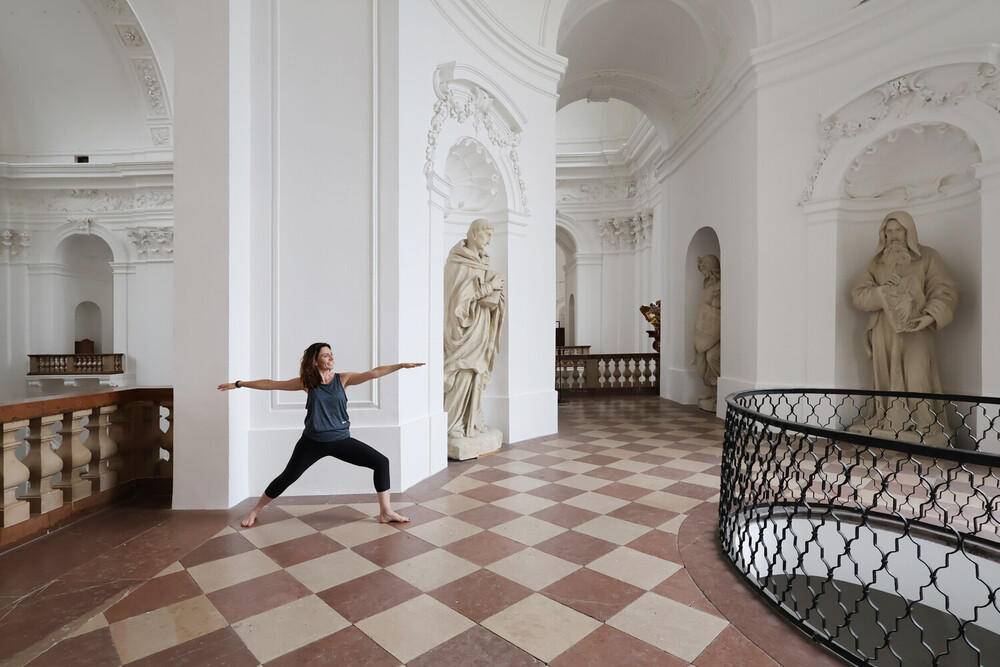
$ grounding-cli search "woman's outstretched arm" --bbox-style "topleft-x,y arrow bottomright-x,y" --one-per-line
341,363 -> 425,388
218,377 -> 304,392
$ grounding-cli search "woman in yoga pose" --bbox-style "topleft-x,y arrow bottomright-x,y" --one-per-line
219,342 -> 423,527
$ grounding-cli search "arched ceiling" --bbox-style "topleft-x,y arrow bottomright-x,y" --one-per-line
556,0 -> 747,136
0,0 -> 169,159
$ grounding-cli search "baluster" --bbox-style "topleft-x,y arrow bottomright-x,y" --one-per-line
1,420 -> 31,527
626,357 -> 636,387
109,404 -> 134,482
53,410 -> 92,501
158,401 -> 174,478
82,406 -> 118,492
612,357 -> 623,388
21,415 -> 64,514
571,360 -> 582,389
134,402 -> 162,478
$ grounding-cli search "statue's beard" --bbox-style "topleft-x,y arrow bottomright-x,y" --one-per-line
882,240 -> 912,270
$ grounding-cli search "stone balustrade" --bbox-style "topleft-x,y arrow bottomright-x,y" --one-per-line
28,354 -> 125,375
0,388 -> 172,549
556,353 -> 659,392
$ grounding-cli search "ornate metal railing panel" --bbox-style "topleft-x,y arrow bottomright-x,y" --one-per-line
555,353 -> 658,392
721,389 -> 1000,667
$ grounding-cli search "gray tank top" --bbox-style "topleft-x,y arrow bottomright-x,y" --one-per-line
303,373 -> 351,442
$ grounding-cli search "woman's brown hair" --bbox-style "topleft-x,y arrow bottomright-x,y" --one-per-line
299,342 -> 331,390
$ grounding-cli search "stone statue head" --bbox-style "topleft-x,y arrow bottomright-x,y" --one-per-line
876,211 -> 921,258
466,218 -> 494,253
697,254 -> 720,279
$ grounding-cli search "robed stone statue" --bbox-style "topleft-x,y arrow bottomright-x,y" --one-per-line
444,219 -> 505,459
693,255 -> 721,412
849,210 -> 959,445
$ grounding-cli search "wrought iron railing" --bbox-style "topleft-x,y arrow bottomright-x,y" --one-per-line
721,389 -> 1000,666
555,353 -> 658,392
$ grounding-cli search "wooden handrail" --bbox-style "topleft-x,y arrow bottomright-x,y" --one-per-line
0,387 -> 172,422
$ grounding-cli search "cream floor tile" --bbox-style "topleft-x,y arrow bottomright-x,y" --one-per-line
623,430 -> 658,438
405,516 -> 482,547
347,501 -> 413,517
657,514 -> 687,534
608,459 -> 656,473
563,491 -> 630,514
587,547 -> 682,590
109,595 -> 227,663
441,476 -> 486,493
663,458 -> 713,472
494,461 -> 544,475
386,548 -> 479,592
185,549 -> 282,593
649,447 -> 689,459
487,548 -> 580,590
636,491 -> 703,514
547,448 -> 588,460
542,438 -> 584,448
588,439 -> 628,447
232,595 -> 349,664
685,472 -> 721,488
240,518 -> 317,549
357,594 -> 475,664
579,430 -> 616,438
213,526 -> 237,538
492,492 -> 556,515
574,515 -> 651,545
600,449 -> 639,460
419,494 -> 484,516
495,448 -> 536,461
680,437 -> 720,446
555,474 -> 612,492
493,475 -> 550,492
154,561 -> 184,578
550,460 -> 599,474
619,473 -> 676,491
489,515 -> 567,546
67,613 -> 107,638
286,549 -> 380,592
322,518 -> 398,547
482,593 -> 602,663
608,592 -> 728,662
279,504 -> 336,517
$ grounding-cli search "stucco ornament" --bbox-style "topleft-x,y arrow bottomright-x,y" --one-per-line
693,255 -> 721,412
444,219 -> 505,460
849,211 -> 959,445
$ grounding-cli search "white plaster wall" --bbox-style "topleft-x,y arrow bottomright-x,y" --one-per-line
130,262 -> 173,385
663,100 -> 758,412
755,0 -> 999,396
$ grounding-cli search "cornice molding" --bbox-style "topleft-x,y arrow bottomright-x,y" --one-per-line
430,0 -> 567,99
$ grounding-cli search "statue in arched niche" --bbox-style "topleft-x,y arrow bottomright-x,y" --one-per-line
693,255 -> 721,412
849,210 -> 959,445
444,219 -> 505,459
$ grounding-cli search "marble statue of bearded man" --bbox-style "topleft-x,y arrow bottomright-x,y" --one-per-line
850,210 -> 958,444
443,219 -> 505,458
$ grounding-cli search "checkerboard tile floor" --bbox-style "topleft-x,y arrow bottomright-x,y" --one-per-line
21,398 -> 789,666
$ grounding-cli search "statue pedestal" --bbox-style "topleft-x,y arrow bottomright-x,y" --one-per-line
448,427 -> 502,461
697,395 -> 717,412
848,423 -> 949,447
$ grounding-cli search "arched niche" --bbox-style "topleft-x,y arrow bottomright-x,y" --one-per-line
33,233 -> 115,354
74,301 -> 102,353
681,226 -> 721,406
800,61 -> 1000,393
821,123 -> 983,395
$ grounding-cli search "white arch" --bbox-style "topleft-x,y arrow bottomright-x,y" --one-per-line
39,221 -> 130,265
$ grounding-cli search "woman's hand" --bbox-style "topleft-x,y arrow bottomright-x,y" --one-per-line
399,363 -> 426,369
218,383 -> 237,391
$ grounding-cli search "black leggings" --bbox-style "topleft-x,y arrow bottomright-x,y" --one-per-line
264,435 -> 390,498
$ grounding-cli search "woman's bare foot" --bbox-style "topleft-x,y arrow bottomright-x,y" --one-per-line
379,511 -> 410,524
240,510 -> 259,528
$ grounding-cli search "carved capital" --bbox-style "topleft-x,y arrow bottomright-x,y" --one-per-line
128,227 -> 173,259
69,217 -> 94,234
0,230 -> 31,258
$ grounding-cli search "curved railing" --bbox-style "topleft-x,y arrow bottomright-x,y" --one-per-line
721,389 -> 1000,667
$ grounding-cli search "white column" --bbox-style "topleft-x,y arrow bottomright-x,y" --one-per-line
110,262 -> 135,383
977,160 -> 1000,400
571,253 -> 603,353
